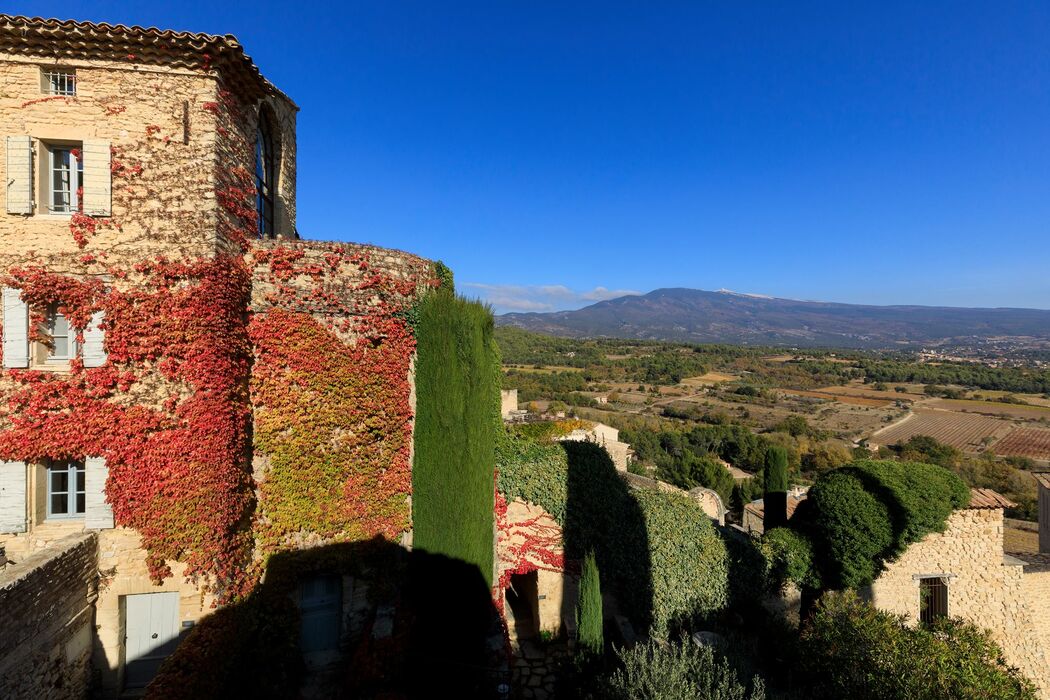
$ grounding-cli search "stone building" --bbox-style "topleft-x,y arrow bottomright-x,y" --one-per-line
0,15 -> 436,698
864,488 -> 1050,696
555,420 -> 634,471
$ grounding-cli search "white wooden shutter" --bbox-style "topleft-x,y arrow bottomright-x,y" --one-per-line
6,135 -> 33,214
2,287 -> 29,368
85,456 -> 113,529
82,310 -> 107,367
0,460 -> 26,533
81,139 -> 111,216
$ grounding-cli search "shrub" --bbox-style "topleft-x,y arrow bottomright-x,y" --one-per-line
577,550 -> 603,655
761,527 -> 820,592
800,591 -> 1037,700
799,459 -> 968,589
413,291 -> 499,585
600,639 -> 766,700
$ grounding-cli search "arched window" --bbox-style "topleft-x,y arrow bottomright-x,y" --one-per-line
255,110 -> 277,238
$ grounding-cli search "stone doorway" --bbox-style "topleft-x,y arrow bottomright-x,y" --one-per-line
504,570 -> 540,640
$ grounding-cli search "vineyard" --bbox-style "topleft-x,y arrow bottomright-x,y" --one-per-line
993,428 -> 1050,461
871,410 -> 1014,453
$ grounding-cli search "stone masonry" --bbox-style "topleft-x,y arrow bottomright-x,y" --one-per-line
867,507 -> 1050,697
0,532 -> 98,700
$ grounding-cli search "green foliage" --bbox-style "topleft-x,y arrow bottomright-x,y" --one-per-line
634,487 -> 729,635
799,459 -> 970,589
413,291 -> 498,585
762,446 -> 789,531
432,260 -> 454,293
576,550 -> 603,655
763,446 -> 788,492
497,435 -> 728,637
657,451 -> 735,502
761,527 -> 820,591
600,639 -> 766,700
895,434 -> 963,468
861,358 -> 1050,394
800,591 -> 1037,700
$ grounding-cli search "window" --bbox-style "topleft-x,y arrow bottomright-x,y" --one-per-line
919,576 -> 948,623
44,303 -> 77,363
47,460 -> 85,518
48,144 -> 83,214
255,111 -> 276,238
42,68 -> 76,96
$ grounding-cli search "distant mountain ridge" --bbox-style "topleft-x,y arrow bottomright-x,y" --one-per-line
495,288 -> 1050,349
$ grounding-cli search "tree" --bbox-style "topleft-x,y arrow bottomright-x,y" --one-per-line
576,550 -> 603,656
763,446 -> 789,531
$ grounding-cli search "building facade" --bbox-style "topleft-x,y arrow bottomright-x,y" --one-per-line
0,16 -> 437,698
865,489 -> 1050,696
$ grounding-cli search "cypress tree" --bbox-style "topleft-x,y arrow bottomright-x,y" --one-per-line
576,550 -> 603,655
763,445 -> 789,531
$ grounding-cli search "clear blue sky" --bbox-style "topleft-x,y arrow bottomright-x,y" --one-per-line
14,2 -> 1050,312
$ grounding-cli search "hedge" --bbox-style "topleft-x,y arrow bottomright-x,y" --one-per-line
794,459 -> 969,589
413,290 -> 499,585
497,433 -> 728,637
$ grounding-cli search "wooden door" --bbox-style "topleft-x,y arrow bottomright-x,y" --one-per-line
124,592 -> 180,688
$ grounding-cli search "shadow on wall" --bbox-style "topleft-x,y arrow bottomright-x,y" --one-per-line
145,538 -> 508,700
561,441 -> 653,640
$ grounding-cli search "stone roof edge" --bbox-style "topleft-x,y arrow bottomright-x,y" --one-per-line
0,14 -> 297,109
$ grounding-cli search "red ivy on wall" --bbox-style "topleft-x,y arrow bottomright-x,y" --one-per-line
249,245 -> 428,557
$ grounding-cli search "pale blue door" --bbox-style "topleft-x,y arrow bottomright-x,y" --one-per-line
124,592 -> 180,688
299,575 -> 342,653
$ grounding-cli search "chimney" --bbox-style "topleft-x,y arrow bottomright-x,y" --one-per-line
1036,473 -> 1050,554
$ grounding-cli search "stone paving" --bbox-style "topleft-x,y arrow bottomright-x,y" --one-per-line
511,638 -> 570,699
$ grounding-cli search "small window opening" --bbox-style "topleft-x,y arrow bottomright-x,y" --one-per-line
42,68 -> 77,96
919,576 -> 948,624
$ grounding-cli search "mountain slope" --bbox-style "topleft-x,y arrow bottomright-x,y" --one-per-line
495,288 -> 1050,349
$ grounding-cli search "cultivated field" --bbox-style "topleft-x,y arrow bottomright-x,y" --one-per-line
993,428 -> 1050,461
870,409 -> 1014,452
925,398 -> 1050,421
681,371 -> 738,386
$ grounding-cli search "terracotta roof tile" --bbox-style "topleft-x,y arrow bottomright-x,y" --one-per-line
1034,472 -> 1050,490
0,14 -> 294,106
967,488 -> 1016,510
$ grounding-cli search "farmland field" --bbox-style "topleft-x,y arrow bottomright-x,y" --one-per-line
993,428 -> 1050,461
870,409 -> 1013,452
925,398 -> 1050,421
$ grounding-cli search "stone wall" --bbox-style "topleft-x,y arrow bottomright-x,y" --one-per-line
496,498 -> 577,642
0,54 -> 220,261
867,508 -> 1050,696
0,531 -> 97,700
249,239 -> 434,317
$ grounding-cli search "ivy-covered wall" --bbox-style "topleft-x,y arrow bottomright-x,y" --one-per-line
412,291 -> 499,586
496,434 -> 728,637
